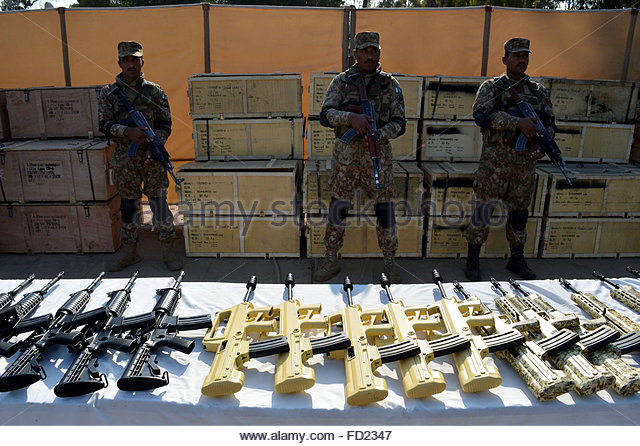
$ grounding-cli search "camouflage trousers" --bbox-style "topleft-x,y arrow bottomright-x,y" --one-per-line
465,154 -> 536,247
324,146 -> 397,255
110,148 -> 170,200
112,147 -> 175,244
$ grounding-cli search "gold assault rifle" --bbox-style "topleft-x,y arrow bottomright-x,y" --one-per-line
201,276 -> 289,397
428,270 -> 525,393
272,273 -> 350,394
593,271 -> 640,313
358,273 -> 470,399
493,278 -> 615,396
453,281 -> 574,400
325,276 -> 423,406
560,278 -> 640,396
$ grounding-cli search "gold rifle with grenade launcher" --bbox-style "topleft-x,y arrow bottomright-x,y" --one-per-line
593,270 -> 640,313
325,276 -> 423,406
493,278 -> 615,396
453,281 -> 574,400
358,273 -> 470,399
560,277 -> 640,396
272,273 -> 350,394
201,276 -> 289,397
427,270 -> 526,393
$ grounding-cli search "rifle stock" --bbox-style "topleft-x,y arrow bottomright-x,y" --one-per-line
201,276 -> 288,397
499,278 -> 616,396
452,281 -> 574,400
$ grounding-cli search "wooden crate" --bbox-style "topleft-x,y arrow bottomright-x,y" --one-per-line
192,118 -> 304,161
539,77 -> 638,123
5,86 -> 102,139
0,196 -> 121,254
539,163 -> 640,217
188,74 -> 302,119
421,120 -> 481,162
540,217 -> 640,258
422,76 -> 485,120
425,215 -> 541,258
0,90 -> 10,140
421,162 -> 547,218
303,160 -> 424,216
177,160 -> 301,217
306,214 -> 423,258
555,122 -> 634,162
184,214 -> 300,257
0,139 -> 116,203
308,72 -> 423,119
306,119 -> 418,160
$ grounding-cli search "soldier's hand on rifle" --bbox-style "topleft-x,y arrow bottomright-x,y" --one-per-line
348,113 -> 374,137
124,126 -> 151,146
528,144 -> 545,161
516,117 -> 541,140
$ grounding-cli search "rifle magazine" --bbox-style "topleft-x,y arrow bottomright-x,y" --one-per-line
247,336 -> 290,358
612,331 -> 640,355
309,333 -> 351,355
483,329 -> 526,353
579,325 -> 620,353
429,334 -> 471,358
377,340 -> 421,364
536,329 -> 580,357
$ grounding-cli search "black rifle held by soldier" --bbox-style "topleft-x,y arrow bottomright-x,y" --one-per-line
502,77 -> 574,185
0,274 -> 35,313
54,271 -> 142,398
0,272 -> 105,392
0,272 -> 65,358
339,73 -> 384,189
108,85 -> 184,186
117,271 -> 212,391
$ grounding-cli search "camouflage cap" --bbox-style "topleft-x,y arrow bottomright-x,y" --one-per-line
354,31 -> 381,50
118,41 -> 143,58
504,37 -> 532,54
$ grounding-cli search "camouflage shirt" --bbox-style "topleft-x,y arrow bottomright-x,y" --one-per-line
319,63 -> 406,164
98,73 -> 172,152
473,74 -> 555,164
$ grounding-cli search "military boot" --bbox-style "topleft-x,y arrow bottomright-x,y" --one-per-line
162,239 -> 183,271
465,243 -> 482,281
313,251 -> 340,282
108,242 -> 142,272
506,245 -> 536,280
383,254 -> 402,284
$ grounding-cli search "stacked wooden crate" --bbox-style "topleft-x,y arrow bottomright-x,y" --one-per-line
535,77 -> 640,258
181,73 -> 304,257
305,72 -> 425,257
0,138 -> 120,253
422,162 -> 546,258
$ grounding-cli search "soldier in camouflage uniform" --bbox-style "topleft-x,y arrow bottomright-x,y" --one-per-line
99,41 -> 182,272
465,38 -> 555,281
313,31 -> 406,283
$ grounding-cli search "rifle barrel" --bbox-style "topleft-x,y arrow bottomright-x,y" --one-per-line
592,271 -> 621,289
490,278 -> 509,297
380,273 -> 394,302
285,273 -> 295,301
452,280 -> 472,301
509,279 -> 530,296
123,271 -> 139,293
559,278 -> 582,295
343,276 -> 354,306
432,269 -> 448,299
243,276 -> 257,303
626,266 -> 640,277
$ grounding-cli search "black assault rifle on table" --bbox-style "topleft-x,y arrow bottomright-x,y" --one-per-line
339,73 -> 384,190
54,271 -> 142,397
0,272 -> 65,357
0,275 -> 35,313
0,272 -> 105,392
117,271 -> 212,391
502,77 -> 574,185
108,85 -> 184,186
